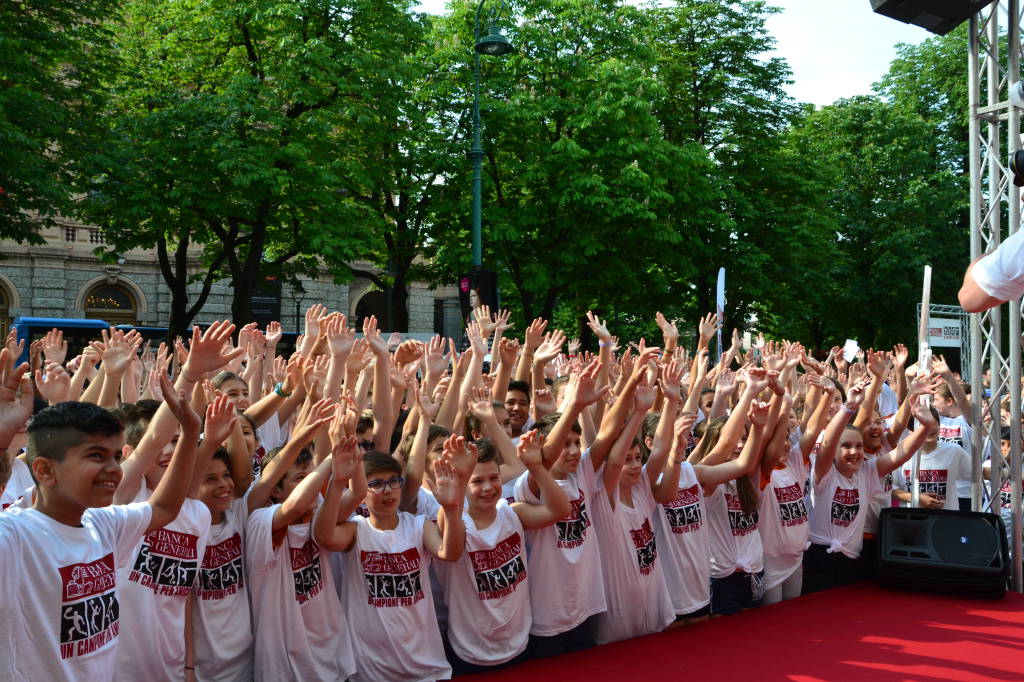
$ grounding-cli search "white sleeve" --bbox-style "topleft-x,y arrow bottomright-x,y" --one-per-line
972,229 -> 1024,301
85,502 -> 153,560
244,505 -> 283,579
892,466 -> 908,492
956,448 -> 972,482
513,471 -> 540,504
0,514 -> 20,603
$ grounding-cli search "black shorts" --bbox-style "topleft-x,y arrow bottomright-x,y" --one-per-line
710,570 -> 764,615
675,603 -> 711,621
802,542 -> 858,595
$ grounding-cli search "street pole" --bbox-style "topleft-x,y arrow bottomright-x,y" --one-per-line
471,39 -> 483,271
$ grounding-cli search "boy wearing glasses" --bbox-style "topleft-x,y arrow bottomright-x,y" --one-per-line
315,442 -> 467,681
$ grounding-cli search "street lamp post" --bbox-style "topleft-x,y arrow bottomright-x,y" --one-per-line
471,0 -> 513,271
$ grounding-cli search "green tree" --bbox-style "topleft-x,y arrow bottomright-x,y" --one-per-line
787,96 -> 965,348
0,0 -> 118,242
428,0 -> 720,340
81,0 -> 416,332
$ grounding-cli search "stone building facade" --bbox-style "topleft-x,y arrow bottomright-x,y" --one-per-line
0,217 -> 465,337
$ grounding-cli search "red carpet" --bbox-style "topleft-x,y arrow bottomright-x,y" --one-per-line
467,583 -> 1024,681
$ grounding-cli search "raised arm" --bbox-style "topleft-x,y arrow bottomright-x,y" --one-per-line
653,413 -> 700,503
877,385 -> 936,477
422,457 -> 466,562
854,349 -> 890,430
146,374 -> 202,533
589,346 -> 659,471
814,378 -> 869,484
701,369 -> 768,467
933,355 -> 971,419
363,316 -> 396,453
602,376 -> 655,502
645,359 -> 684,486
512,430 -> 571,528
312,436 -> 366,551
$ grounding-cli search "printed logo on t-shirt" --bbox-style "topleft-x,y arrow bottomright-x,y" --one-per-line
251,446 -> 265,480
469,532 -> 526,600
1001,479 -> 1012,508
938,426 -> 964,447
663,484 -> 702,534
830,488 -> 860,527
290,538 -> 323,604
726,492 -> 758,536
354,504 -> 370,518
198,534 -> 243,600
629,518 -> 657,575
773,483 -> 808,527
902,468 -> 948,503
360,547 -> 424,607
555,490 -> 591,549
883,471 -> 893,493
59,554 -> 119,660
129,528 -> 200,596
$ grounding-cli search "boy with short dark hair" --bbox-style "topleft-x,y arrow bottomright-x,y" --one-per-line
0,361 -> 201,681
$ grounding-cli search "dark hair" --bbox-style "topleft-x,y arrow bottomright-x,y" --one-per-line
363,450 -> 402,478
356,414 -> 374,435
465,402 -> 506,439
122,399 -> 162,448
209,447 -> 233,478
642,412 -> 660,440
0,452 -> 11,492
236,411 -> 258,439
260,446 -> 313,478
427,424 -> 450,446
212,371 -> 246,390
507,381 -> 531,402
826,377 -> 846,403
27,402 -> 124,465
476,442 -> 501,465
535,412 -> 580,438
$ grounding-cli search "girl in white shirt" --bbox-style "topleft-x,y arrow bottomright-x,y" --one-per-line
803,378 -> 933,595
441,429 -> 570,674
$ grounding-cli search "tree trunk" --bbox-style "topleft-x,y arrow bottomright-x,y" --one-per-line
388,269 -> 410,333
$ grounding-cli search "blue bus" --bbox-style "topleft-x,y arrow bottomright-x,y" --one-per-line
12,317 -> 112,365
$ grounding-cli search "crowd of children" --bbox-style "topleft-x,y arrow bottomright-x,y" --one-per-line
0,305 -> 990,680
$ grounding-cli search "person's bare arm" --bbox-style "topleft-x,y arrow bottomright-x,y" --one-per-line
146,376 -> 202,533
855,349 -> 889,429
959,254 -> 1005,312
814,379 -> 869,484
514,318 -> 547,384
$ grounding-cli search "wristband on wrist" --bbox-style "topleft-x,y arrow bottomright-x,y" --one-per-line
842,405 -> 857,415
599,341 -> 612,348
274,382 -> 292,398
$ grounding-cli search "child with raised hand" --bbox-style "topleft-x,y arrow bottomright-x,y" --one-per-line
0,366 -> 201,681
514,353 -> 621,658
246,410 -> 362,681
441,429 -> 570,674
316,435 -> 467,681
803,378 -> 935,594
695,367 -> 771,616
186,395 -> 255,681
590,369 -> 676,645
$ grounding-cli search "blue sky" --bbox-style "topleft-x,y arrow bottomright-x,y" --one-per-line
413,0 -> 938,106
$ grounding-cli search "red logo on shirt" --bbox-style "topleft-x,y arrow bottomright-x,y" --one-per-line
129,528 -> 200,596
59,554 -> 119,659
199,534 -> 244,600
469,533 -> 526,600
726,491 -> 758,536
361,547 -> 424,607
629,518 -> 658,575
663,484 -> 702,534
290,538 -> 323,604
830,488 -> 860,527
902,468 -> 949,503
773,483 -> 808,527
555,490 -> 591,549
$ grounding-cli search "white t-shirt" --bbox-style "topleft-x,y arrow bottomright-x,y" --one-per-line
938,415 -> 973,499
810,458 -> 884,559
652,462 -> 710,615
758,445 -> 810,590
246,506 -> 355,682
342,512 -> 450,682
878,382 -> 899,419
193,497 -> 253,682
971,227 -> 1024,302
115,496 -> 211,681
893,442 -> 972,511
0,503 -> 152,682
863,440 -> 895,535
591,467 -> 674,645
513,451 -> 607,636
441,501 -> 530,666
0,457 -> 33,511
705,480 -> 763,578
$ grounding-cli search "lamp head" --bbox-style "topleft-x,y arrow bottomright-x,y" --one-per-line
475,24 -> 514,56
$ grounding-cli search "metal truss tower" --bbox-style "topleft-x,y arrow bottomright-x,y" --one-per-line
968,0 -> 1023,591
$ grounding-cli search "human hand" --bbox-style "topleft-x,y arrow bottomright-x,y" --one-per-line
473,304 -> 496,337
698,313 -> 720,345
432,456 -> 463,510
159,372 -> 200,434
516,429 -> 545,470
844,378 -> 871,412
493,308 -> 512,335
332,434 -> 362,481
41,329 -> 67,366
326,315 -> 355,358
203,394 -> 238,446
524,318 -> 549,351
3,327 -> 23,361
655,311 -> 679,346
585,310 -> 612,343
393,339 -> 423,367
466,385 -> 495,421
347,339 -> 373,374
466,321 -> 488,356
181,321 -> 245,381
265,321 -> 283,347
867,349 -> 891,379
917,493 -> 943,509
96,328 -> 139,378
659,359 -> 685,403
634,374 -> 657,413
497,337 -> 519,367
748,400 -> 771,427
303,304 -> 327,342
441,433 -> 477,482
0,349 -> 32,446
386,331 -> 402,352
34,361 -> 71,404
892,343 -> 909,369
362,315 -> 388,357
534,329 -> 566,366
567,337 -> 582,356
932,354 -> 952,376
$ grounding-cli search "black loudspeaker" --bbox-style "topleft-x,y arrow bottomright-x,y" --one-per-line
878,508 -> 1009,598
870,0 -> 998,35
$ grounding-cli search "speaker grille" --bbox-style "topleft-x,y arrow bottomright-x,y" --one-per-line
932,516 -> 1000,567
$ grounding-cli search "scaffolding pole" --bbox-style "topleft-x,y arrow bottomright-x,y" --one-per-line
968,1 -> 1024,592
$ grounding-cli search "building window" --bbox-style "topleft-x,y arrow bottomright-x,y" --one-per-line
64,227 -> 77,242
84,283 -> 136,325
